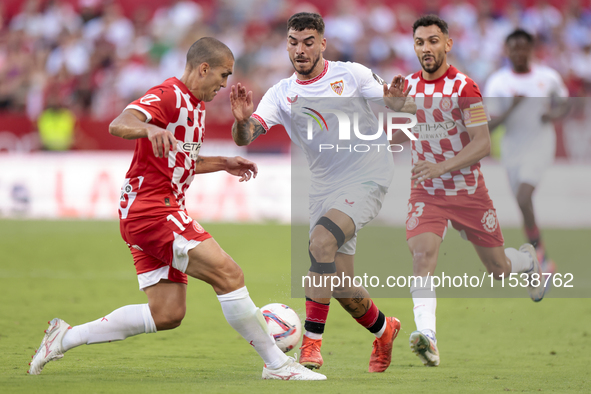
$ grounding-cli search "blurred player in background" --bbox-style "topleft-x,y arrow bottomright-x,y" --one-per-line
231,12 -> 414,373
391,15 -> 544,367
484,29 -> 569,282
28,37 -> 325,381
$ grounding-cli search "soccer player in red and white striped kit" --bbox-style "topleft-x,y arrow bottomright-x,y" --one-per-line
391,15 -> 545,367
28,37 -> 325,381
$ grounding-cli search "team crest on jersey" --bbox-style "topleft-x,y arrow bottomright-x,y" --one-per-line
181,142 -> 202,160
192,220 -> 205,234
287,95 -> 298,104
481,209 -> 498,233
439,97 -> 453,112
407,216 -> 419,231
330,80 -> 344,95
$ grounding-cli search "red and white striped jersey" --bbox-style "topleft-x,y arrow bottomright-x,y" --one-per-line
404,65 -> 489,196
118,77 -> 206,219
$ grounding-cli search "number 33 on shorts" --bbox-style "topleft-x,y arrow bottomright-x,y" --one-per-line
406,202 -> 425,231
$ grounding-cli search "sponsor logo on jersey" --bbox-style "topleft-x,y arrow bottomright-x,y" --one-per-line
407,216 -> 419,231
330,80 -> 344,95
439,97 -> 453,112
164,197 -> 171,206
413,121 -> 457,139
481,209 -> 498,233
181,142 -> 202,160
287,95 -> 298,104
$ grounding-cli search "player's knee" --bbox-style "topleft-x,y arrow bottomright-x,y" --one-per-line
411,247 -> 437,265
212,257 -> 245,293
153,305 -> 186,330
309,233 -> 337,262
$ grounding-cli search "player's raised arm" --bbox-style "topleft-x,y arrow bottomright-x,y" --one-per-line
383,75 -> 414,112
230,83 -> 265,146
109,109 -> 177,158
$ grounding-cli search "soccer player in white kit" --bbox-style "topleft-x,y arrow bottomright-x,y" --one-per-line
230,13 -> 414,373
484,29 -> 569,279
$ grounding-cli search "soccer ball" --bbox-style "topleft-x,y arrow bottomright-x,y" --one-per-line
260,303 -> 302,353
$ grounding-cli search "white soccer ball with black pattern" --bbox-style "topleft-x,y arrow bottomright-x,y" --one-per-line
260,303 -> 302,353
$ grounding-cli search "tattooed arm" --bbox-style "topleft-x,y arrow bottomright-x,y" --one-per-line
232,117 -> 266,146
230,82 -> 266,146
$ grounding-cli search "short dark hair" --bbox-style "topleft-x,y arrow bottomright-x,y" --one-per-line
413,15 -> 449,36
287,12 -> 325,35
505,29 -> 534,45
186,37 -> 234,70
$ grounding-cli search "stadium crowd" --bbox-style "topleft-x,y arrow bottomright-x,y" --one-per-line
1,0 -> 590,123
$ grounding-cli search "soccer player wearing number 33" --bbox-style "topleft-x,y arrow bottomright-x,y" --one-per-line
390,15 -> 546,367
28,37 -> 325,381
231,13 -> 415,373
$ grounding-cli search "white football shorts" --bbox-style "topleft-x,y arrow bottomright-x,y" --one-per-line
309,181 -> 388,255
501,129 -> 556,194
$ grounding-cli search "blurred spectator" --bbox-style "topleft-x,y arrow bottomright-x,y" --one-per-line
37,93 -> 76,151
0,0 -> 589,126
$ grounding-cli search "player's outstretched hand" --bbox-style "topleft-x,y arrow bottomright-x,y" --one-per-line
147,127 -> 177,158
384,75 -> 412,111
230,83 -> 254,123
225,156 -> 258,182
411,160 -> 446,188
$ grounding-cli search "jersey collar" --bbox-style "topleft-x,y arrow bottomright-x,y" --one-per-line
173,77 -> 203,107
295,60 -> 329,85
419,64 -> 456,84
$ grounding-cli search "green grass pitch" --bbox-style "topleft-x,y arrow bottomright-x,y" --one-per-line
1,220 -> 590,393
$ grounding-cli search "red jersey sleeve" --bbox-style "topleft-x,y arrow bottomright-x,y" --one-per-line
125,83 -> 177,128
459,79 -> 489,128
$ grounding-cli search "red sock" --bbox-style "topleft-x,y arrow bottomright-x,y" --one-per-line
525,225 -> 541,246
354,300 -> 381,331
304,299 -> 330,334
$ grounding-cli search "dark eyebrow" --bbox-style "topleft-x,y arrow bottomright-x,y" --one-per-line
288,35 -> 315,41
415,35 -> 440,41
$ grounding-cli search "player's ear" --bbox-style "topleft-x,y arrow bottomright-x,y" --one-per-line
445,37 -> 453,53
321,37 -> 327,52
199,62 -> 210,77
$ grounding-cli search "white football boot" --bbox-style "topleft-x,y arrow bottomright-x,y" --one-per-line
28,318 -> 71,375
262,357 -> 327,380
520,243 -> 544,302
409,330 -> 440,367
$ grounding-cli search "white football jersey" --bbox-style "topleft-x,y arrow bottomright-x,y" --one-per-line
252,60 -> 395,195
483,64 -> 568,147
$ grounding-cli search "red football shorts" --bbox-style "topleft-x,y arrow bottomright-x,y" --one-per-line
405,191 -> 504,247
120,210 -> 212,289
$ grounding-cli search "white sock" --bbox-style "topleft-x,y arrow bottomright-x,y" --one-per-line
410,276 -> 437,335
62,304 -> 156,352
305,331 -> 322,340
374,320 -> 387,338
506,247 -> 533,273
217,286 -> 287,369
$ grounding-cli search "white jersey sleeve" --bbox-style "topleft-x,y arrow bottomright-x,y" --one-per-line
483,71 -> 509,117
346,62 -> 386,102
547,68 -> 569,98
252,85 -> 282,132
